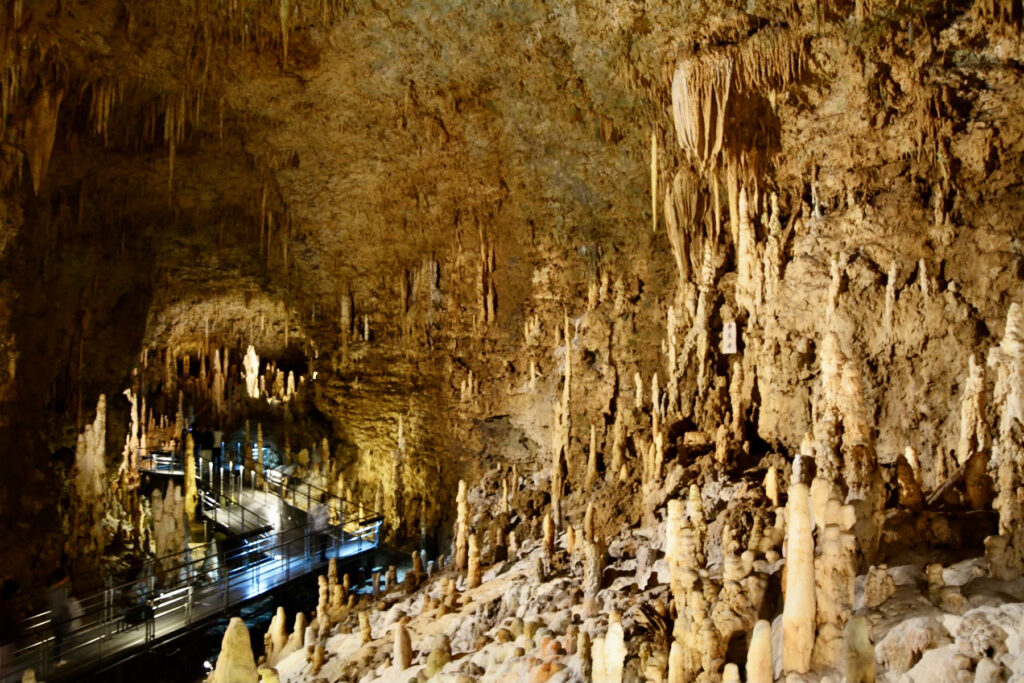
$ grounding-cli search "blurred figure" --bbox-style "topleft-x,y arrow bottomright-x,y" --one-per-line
45,569 -> 70,666
309,495 -> 329,561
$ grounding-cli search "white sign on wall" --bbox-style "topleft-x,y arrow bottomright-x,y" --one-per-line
721,321 -> 738,354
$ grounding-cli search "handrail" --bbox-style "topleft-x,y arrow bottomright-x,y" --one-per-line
3,516 -> 383,683
0,440 -> 388,682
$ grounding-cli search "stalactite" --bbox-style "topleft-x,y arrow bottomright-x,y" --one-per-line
671,28 -> 804,172
279,0 -> 290,65
883,261 -> 898,340
585,424 -> 598,492
735,184 -> 763,320
763,192 -> 784,302
24,87 -> 63,195
651,128 -> 658,233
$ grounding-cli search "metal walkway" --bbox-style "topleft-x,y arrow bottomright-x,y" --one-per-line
1,452 -> 383,683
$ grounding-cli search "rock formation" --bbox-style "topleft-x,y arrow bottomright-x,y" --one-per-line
208,617 -> 259,683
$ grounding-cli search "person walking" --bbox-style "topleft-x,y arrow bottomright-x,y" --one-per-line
45,569 -> 71,666
309,495 -> 329,562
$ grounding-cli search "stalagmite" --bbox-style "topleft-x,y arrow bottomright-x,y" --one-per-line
455,480 -> 468,571
551,314 -> 572,528
813,518 -> 857,668
264,607 -> 288,667
957,354 -> 988,466
735,185 -> 762,319
393,619 -> 413,670
120,388 -> 141,488
763,193 -> 784,302
542,512 -> 555,559
604,611 -> 627,683
467,533 -> 481,589
278,613 -> 305,661
180,434 -> 197,530
244,345 -> 260,399
989,303 -> 1024,443
764,465 -> 779,507
581,537 -> 604,607
68,395 -> 108,572
666,306 -> 680,412
667,641 -> 685,683
359,611 -> 371,644
311,644 -> 324,675
896,447 -> 924,510
782,476 -> 816,674
746,620 -> 773,683
842,616 -> 876,683
686,484 -> 706,562
693,243 -> 715,391
208,617 -> 259,683
211,349 -> 226,415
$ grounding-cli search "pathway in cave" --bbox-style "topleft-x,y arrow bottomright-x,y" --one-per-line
3,457 -> 383,683
5,528 -> 379,683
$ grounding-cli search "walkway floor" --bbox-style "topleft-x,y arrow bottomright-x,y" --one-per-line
2,453 -> 382,683
4,535 -> 376,683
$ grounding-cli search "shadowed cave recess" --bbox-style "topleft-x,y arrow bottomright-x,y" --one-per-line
1,0 -> 1024,681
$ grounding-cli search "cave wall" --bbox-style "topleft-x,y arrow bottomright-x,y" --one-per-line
0,0 -> 1022,577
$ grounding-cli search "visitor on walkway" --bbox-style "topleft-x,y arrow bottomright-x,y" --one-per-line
0,579 -> 21,677
309,495 -> 329,562
45,569 -> 71,666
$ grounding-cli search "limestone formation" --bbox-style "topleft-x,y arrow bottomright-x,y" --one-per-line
813,521 -> 857,668
67,395 -> 109,573
184,431 -> 197,526
393,619 -> 413,670
746,619 -> 773,683
585,423 -> 599,492
152,480 -> 185,583
782,478 -> 816,674
264,607 -> 288,667
359,611 -> 371,644
455,480 -> 468,571
467,532 -> 481,589
277,612 -> 305,662
843,616 -> 876,683
957,354 -> 988,466
208,617 -> 259,683
7,8 -> 1024,683
243,345 -> 260,399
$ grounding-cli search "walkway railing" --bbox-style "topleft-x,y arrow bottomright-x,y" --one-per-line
2,517 -> 382,683
1,447 -> 384,683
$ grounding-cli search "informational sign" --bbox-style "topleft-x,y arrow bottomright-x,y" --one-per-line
721,321 -> 738,354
